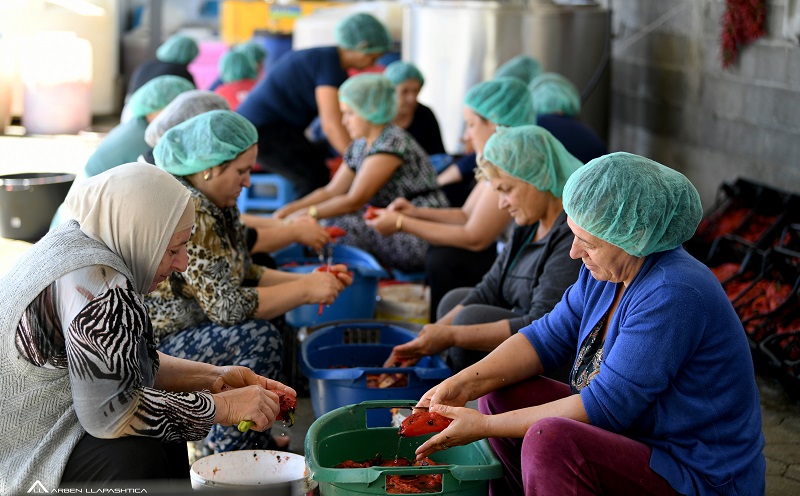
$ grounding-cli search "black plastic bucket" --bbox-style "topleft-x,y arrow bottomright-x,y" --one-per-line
0,172 -> 75,242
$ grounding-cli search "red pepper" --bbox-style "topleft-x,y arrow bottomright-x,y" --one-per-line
273,389 -> 296,426
325,226 -> 347,239
398,411 -> 452,437
362,205 -> 379,220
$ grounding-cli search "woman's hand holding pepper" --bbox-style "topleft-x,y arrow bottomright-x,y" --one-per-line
413,404 -> 488,460
365,208 -> 398,237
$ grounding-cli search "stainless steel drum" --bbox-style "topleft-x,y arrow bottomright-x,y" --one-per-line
403,0 -> 610,154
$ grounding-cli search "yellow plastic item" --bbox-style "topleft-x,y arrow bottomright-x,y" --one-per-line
221,0 -> 347,44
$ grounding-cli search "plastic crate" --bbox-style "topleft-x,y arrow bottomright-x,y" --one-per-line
305,400 -> 502,495
274,244 -> 388,328
299,323 -> 451,421
237,173 -> 296,213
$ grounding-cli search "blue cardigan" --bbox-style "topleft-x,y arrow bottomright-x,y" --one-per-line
522,247 -> 765,495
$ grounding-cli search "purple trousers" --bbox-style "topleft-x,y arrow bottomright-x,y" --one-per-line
478,377 -> 679,496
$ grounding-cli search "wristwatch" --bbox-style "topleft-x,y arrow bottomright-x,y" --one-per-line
307,204 -> 319,219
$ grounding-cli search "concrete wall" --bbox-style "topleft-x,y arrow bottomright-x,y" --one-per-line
602,0 -> 800,208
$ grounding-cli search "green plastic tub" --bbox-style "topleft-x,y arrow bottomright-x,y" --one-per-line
305,400 -> 502,495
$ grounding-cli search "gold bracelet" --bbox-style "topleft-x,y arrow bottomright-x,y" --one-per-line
307,204 -> 318,219
395,214 -> 405,232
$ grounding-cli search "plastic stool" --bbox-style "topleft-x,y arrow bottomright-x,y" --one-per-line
237,173 -> 296,213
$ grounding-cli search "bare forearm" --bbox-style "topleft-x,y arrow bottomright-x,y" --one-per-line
154,352 -> 219,392
451,320 -> 512,352
250,225 -> 299,253
458,334 -> 544,401
253,281 -> 310,320
322,121 -> 351,154
317,195 -> 365,219
402,217 -> 496,250
410,206 -> 469,225
486,394 -> 588,439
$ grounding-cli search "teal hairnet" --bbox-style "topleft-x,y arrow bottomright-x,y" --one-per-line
155,34 -> 199,65
529,73 -> 581,117
233,40 -> 267,67
463,77 -> 536,127
154,109 -> 258,176
145,90 -> 231,147
128,75 -> 195,119
562,152 -> 703,257
383,61 -> 424,86
219,51 -> 258,83
339,74 -> 397,124
483,125 -> 583,198
494,55 -> 542,84
334,13 -> 393,54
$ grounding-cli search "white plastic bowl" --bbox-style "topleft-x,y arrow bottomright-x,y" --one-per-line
190,449 -> 316,494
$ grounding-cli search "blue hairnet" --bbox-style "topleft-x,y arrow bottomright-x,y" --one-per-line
339,74 -> 397,125
562,152 -> 703,257
463,77 -> 536,127
128,75 -> 195,119
219,51 -> 258,83
145,90 -> 231,147
383,61 -> 424,86
334,13 -> 393,54
154,109 -> 258,176
529,73 -> 581,117
483,125 -> 583,198
494,55 -> 542,84
155,34 -> 199,65
233,40 -> 267,67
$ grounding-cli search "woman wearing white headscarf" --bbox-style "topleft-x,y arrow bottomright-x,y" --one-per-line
0,163 -> 294,493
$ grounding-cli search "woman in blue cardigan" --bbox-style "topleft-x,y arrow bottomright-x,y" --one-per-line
412,152 -> 766,496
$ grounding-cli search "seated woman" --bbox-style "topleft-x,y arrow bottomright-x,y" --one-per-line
273,74 -> 449,273
0,163 -> 295,492
126,34 -> 198,99
383,61 -> 446,157
148,110 -> 351,454
390,125 -> 583,375
411,153 -> 766,495
214,51 -> 258,111
50,76 -> 195,229
143,90 -> 331,257
207,40 -> 266,92
367,77 -> 535,318
530,72 -> 608,164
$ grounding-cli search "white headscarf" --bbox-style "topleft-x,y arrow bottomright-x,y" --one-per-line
64,163 -> 194,294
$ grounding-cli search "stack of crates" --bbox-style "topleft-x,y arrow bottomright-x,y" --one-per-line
686,178 -> 800,396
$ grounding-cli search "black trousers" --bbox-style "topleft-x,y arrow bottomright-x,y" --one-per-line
60,433 -> 191,490
425,244 -> 498,322
255,124 -> 331,198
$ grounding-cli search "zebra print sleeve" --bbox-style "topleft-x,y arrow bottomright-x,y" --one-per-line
66,284 -> 214,442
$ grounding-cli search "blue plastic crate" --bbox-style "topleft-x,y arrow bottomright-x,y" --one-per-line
300,323 -> 452,422
274,244 -> 388,328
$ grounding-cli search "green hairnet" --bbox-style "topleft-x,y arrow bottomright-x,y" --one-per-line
339,74 -> 397,124
562,152 -> 703,257
155,34 -> 199,65
154,109 -> 258,176
484,125 -> 583,198
383,61 -> 424,86
494,55 -> 542,84
529,73 -> 581,117
233,40 -> 267,67
334,13 -> 393,54
463,77 -> 536,127
219,51 -> 258,83
128,75 -> 195,119
145,90 -> 231,147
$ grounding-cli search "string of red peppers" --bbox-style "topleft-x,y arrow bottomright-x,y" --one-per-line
721,0 -> 767,68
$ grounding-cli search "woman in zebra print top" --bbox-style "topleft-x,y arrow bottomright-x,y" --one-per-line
0,163 -> 295,492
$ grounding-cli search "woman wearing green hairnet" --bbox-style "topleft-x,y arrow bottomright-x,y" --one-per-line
368,77 -> 534,319
213,51 -> 258,111
125,34 -> 198,99
208,40 -> 267,92
237,12 -> 393,197
148,110 -> 352,455
411,152 -> 766,496
49,75 -> 195,229
389,125 -> 583,376
530,72 -> 607,164
274,73 -> 449,273
383,61 -> 446,156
